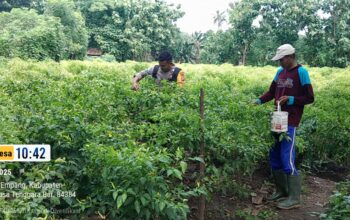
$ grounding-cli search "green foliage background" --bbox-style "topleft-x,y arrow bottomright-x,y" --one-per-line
1,0 -> 350,67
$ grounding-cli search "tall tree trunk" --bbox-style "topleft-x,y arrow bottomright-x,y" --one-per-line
242,43 -> 248,66
195,42 -> 200,64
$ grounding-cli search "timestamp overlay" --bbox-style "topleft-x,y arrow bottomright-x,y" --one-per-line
0,145 -> 79,215
0,145 -> 50,162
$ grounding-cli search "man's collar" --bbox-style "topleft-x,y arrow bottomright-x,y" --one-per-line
287,64 -> 300,71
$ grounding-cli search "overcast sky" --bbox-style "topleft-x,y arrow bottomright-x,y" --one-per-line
165,0 -> 233,34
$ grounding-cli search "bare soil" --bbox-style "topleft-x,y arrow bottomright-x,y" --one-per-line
189,162 -> 349,220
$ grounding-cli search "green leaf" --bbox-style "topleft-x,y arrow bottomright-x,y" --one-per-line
113,191 -> 118,200
140,195 -> 148,206
159,201 -> 166,211
145,210 -> 151,220
180,161 -> 187,173
175,147 -> 183,159
111,182 -> 116,189
173,169 -> 183,180
159,155 -> 170,163
134,200 -> 141,214
50,197 -> 60,205
127,188 -> 136,195
117,193 -> 127,209
167,169 -> 173,177
122,193 -> 127,202
190,156 -> 204,163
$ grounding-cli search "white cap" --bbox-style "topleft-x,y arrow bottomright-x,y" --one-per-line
271,44 -> 295,61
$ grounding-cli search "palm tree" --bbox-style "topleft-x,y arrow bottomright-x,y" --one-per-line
191,32 -> 205,63
213,10 -> 227,30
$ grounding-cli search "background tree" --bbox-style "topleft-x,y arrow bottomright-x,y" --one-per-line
0,0 -> 44,12
228,0 -> 260,65
75,0 -> 184,61
200,30 -> 238,64
44,0 -> 88,60
213,10 -> 226,30
171,32 -> 195,63
0,0 -> 31,11
0,8 -> 65,61
318,0 -> 350,67
191,32 -> 205,63
0,0 -> 348,67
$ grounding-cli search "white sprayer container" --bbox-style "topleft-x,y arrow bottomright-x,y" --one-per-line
271,101 -> 288,133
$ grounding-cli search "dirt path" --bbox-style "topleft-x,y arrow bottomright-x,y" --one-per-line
272,176 -> 336,220
190,173 -> 337,220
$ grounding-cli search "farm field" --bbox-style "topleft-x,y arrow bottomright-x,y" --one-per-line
0,58 -> 349,219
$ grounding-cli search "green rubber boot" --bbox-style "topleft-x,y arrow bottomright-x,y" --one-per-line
267,169 -> 288,201
277,175 -> 301,209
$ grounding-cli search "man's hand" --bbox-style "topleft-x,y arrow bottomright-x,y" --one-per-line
279,96 -> 290,105
131,82 -> 140,91
253,99 -> 261,105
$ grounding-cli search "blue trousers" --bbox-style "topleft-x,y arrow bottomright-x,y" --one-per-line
269,126 -> 298,176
